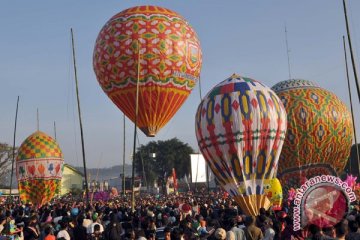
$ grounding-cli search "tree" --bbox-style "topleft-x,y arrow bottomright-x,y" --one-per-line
134,138 -> 194,188
344,143 -> 360,177
0,143 -> 17,188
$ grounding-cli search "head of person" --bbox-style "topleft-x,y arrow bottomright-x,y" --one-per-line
164,227 -> 172,240
335,220 -> 348,238
348,220 -> 358,233
244,216 -> 255,227
214,228 -> 226,240
94,224 -> 101,234
322,226 -> 335,238
44,225 -> 54,236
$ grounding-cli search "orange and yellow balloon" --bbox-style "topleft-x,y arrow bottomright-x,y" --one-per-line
93,6 -> 202,137
272,79 -> 353,191
16,131 -> 64,206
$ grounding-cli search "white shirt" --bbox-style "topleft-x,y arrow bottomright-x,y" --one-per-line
87,222 -> 104,234
57,229 -> 71,240
264,228 -> 275,240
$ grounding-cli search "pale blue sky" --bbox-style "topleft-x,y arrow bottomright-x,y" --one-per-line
1,1 -> 360,168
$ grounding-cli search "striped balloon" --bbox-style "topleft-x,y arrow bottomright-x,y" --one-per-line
195,74 -> 287,216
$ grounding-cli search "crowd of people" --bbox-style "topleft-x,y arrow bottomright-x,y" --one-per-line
0,191 -> 359,240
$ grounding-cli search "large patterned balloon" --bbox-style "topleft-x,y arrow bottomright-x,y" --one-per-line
93,5 -> 202,137
272,79 -> 353,191
196,74 -> 287,216
16,131 -> 64,206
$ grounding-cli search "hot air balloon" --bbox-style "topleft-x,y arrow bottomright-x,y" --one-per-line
93,5 -> 202,137
271,79 -> 353,191
195,74 -> 287,216
16,131 -> 64,206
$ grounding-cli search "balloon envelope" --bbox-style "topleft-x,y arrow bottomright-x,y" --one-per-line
93,5 -> 202,137
195,74 -> 287,215
272,79 -> 353,190
16,131 -> 64,206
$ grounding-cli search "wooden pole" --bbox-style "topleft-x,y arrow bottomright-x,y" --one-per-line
9,96 -> 19,198
54,121 -> 57,140
122,114 -> 126,196
343,0 -> 360,103
37,108 -> 39,131
71,28 -> 90,205
285,24 -> 292,80
131,40 -> 141,212
343,36 -> 360,175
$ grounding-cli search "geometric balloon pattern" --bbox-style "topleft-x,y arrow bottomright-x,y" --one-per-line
16,131 -> 64,206
272,79 -> 353,191
93,6 -> 202,136
196,74 -> 287,215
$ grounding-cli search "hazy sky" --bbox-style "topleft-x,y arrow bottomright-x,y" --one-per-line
1,1 -> 360,168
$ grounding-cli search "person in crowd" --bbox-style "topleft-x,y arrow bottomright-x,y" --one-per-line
89,224 -> 104,240
104,213 -> 122,240
263,219 -> 275,240
335,220 -> 348,240
244,216 -> 263,240
43,225 -> 55,240
346,220 -> 360,240
0,215 -> 6,234
228,218 -> 245,240
56,220 -> 71,240
24,215 -> 40,240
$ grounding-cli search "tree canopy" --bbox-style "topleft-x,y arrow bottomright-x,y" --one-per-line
0,142 -> 17,188
134,138 -> 194,187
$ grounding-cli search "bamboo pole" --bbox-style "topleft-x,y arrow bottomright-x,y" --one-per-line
9,96 -> 19,198
71,28 -> 90,205
343,36 -> 360,175
131,40 -> 141,212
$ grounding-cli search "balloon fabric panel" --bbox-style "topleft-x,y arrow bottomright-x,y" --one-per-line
196,74 -> 287,216
18,179 -> 61,206
272,80 -> 353,191
93,6 -> 202,137
16,131 -> 64,206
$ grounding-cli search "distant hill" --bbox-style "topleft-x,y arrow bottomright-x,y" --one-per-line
74,164 -> 133,181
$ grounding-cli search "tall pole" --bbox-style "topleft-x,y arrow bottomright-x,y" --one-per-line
9,96 -> 19,198
343,0 -> 360,103
122,114 -> 126,196
131,40 -> 141,212
285,24 -> 292,80
343,36 -> 360,175
54,121 -> 57,140
37,108 -> 39,131
71,28 -> 90,205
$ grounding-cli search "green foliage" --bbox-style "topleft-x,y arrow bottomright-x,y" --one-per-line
134,138 -> 194,187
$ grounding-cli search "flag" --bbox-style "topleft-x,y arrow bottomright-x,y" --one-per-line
172,168 -> 178,192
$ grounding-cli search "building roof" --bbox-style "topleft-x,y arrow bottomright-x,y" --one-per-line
64,164 -> 84,177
